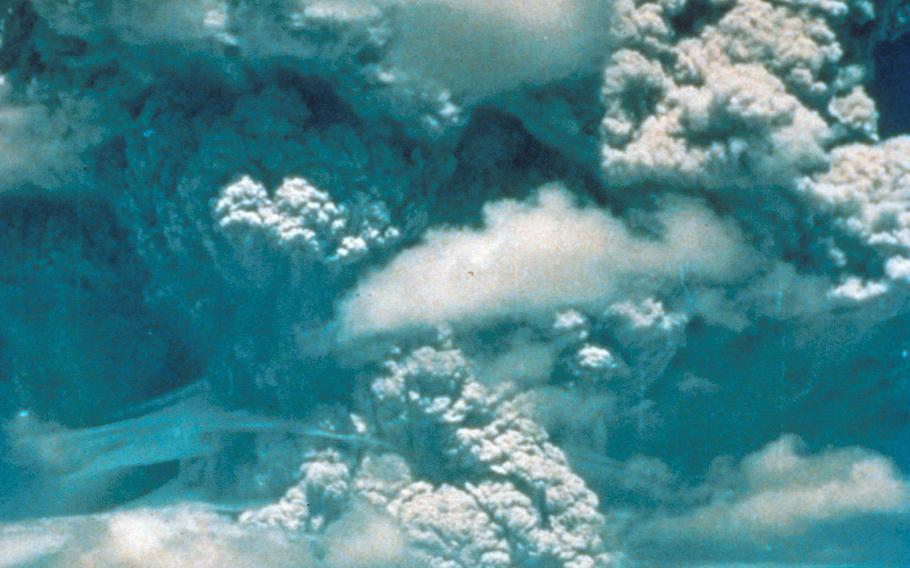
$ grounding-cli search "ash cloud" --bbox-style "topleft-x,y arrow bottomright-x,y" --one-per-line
0,0 -> 909,566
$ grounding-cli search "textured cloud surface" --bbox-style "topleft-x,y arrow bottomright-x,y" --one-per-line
1,0 -> 909,566
339,186 -> 747,336
637,435 -> 909,539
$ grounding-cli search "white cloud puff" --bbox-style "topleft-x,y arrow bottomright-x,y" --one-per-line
0,506 -> 311,568
801,136 -> 910,282
635,435 -> 910,547
338,185 -> 748,337
0,503 -> 414,568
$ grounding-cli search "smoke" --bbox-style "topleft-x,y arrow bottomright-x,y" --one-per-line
391,0 -> 613,98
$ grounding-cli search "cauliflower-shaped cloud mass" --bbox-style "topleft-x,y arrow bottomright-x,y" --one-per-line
0,0 -> 909,566
215,175 -> 400,264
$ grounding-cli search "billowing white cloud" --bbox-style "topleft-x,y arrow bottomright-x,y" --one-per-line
338,185 -> 749,337
635,435 -> 910,547
0,506 -> 311,568
0,504 -> 414,568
